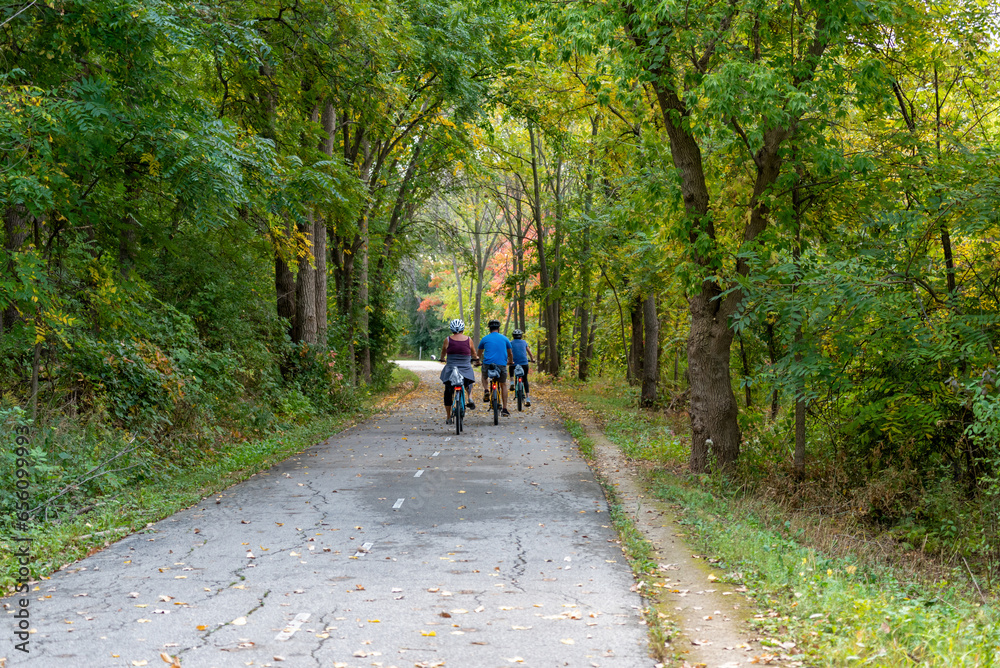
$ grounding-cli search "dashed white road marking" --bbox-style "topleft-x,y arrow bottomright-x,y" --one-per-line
432,452 -> 440,457
414,469 -> 424,477
354,541 -> 374,557
275,612 -> 310,640
393,498 -> 405,509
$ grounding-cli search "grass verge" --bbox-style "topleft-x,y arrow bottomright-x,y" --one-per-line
1,368 -> 419,593
553,378 -> 1000,666
651,472 -> 1000,666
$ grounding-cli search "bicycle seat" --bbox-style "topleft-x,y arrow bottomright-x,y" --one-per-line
514,364 -> 524,377
487,367 -> 501,379
449,368 -> 464,385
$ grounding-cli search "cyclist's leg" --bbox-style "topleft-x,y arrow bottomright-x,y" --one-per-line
482,366 -> 490,402
443,382 -> 454,421
464,379 -> 475,408
499,366 -> 509,412
523,365 -> 530,395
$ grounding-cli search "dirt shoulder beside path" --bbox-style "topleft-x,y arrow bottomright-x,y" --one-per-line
540,382 -> 773,668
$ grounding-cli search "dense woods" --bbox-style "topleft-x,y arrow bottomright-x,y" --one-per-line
4,0 -> 1000,590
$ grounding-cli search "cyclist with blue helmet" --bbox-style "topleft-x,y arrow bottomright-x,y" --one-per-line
439,318 -> 478,425
508,329 -> 535,407
477,319 -> 513,417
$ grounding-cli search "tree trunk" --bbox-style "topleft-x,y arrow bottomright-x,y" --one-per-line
528,121 -> 557,375
586,299 -> 598,364
358,216 -> 370,382
578,294 -> 590,381
314,217 -> 327,348
579,116 -> 598,381
275,216 -> 296,342
629,295 -> 643,386
686,289 -> 741,472
549,153 -> 564,377
295,215 -> 317,344
316,101 -> 336,349
641,294 -> 658,406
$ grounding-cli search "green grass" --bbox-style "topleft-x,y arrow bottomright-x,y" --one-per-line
564,418 -> 595,459
1,371 -> 419,593
650,471 -> 1000,666
563,380 -> 686,465
555,377 -> 1000,666
391,365 -> 420,388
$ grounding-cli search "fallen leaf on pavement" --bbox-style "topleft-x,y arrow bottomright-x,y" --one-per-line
159,653 -> 180,667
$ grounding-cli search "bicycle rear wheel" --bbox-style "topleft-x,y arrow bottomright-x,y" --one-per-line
516,381 -> 523,412
492,385 -> 499,425
454,387 -> 463,435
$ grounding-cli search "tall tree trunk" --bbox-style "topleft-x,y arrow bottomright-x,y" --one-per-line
275,247 -> 296,342
578,283 -> 591,381
314,217 -> 327,348
332,233 -> 357,384
549,153 -> 564,377
358,216 -> 370,382
686,290 -> 739,472
528,122 -> 556,375
629,295 -> 643,387
579,116 -> 598,381
295,215 -> 317,344
315,101 -> 336,349
641,294 -> 659,406
587,295 -> 599,364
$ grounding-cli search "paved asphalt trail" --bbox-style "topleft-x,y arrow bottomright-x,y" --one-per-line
7,362 -> 653,668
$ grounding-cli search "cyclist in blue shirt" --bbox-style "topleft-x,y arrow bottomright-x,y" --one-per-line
508,329 -> 535,407
477,319 -> 513,417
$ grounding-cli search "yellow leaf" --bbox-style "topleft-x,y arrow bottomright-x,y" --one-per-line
420,631 -> 436,636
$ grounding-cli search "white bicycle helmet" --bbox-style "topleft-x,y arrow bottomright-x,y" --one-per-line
512,329 -> 523,339
449,319 -> 465,333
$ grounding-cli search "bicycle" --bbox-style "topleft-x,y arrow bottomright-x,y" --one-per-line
447,368 -> 466,435
513,364 -> 526,412
486,364 -> 502,425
